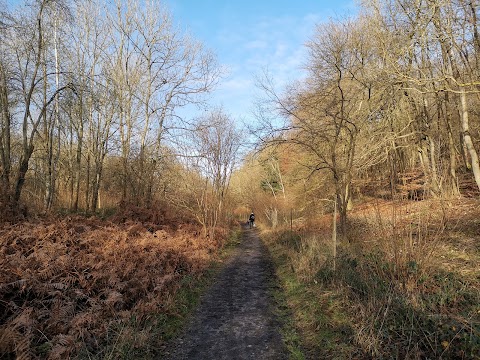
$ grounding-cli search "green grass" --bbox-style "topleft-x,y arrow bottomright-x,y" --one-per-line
269,260 -> 305,360
263,231 -> 360,360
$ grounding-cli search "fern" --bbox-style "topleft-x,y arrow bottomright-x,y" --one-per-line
14,335 -> 31,360
0,214 -> 224,358
49,334 -> 74,360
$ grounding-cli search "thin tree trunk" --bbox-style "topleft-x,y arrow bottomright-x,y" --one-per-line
68,120 -> 74,208
73,95 -> 83,211
43,49 -> 53,210
47,15 -> 61,210
14,147 -> 34,203
91,167 -> 102,212
443,92 -> 460,196
85,151 -> 91,212
459,89 -> 480,191
428,136 -> 441,196
14,3 -> 45,206
0,62 -> 12,200
332,195 -> 337,271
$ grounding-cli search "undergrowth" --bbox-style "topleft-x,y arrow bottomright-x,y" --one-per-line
262,199 -> 480,359
0,204 -> 239,359
263,229 -> 365,359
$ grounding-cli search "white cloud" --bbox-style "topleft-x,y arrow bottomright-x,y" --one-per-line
199,10 -> 337,125
244,40 -> 268,50
218,76 -> 253,92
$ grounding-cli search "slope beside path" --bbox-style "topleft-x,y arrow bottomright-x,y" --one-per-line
162,225 -> 287,360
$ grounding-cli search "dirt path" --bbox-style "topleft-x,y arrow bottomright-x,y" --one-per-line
162,225 -> 287,360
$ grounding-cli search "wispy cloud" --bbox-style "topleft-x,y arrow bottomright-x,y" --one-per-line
244,40 -> 268,50
171,1 -> 357,125
213,12 -> 324,115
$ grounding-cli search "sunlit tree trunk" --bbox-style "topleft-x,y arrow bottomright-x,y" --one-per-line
443,92 -> 460,196
459,89 -> 480,191
44,14 -> 61,211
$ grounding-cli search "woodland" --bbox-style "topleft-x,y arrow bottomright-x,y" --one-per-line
0,0 -> 479,359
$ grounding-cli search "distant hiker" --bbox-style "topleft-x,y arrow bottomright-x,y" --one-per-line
249,212 -> 255,228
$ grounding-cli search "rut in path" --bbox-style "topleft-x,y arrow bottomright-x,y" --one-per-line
162,225 -> 287,360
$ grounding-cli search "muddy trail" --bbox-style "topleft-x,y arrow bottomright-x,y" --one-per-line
162,225 -> 287,360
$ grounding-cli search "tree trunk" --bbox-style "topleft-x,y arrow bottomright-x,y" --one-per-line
459,89 -> 480,191
85,151 -> 91,212
332,196 -> 337,271
271,207 -> 278,229
68,121 -> 74,208
443,92 -> 460,197
14,146 -> 34,204
335,181 -> 349,238
460,132 -> 472,171
46,15 -> 62,211
73,97 -> 83,212
339,195 -> 348,238
13,1 -> 45,207
428,136 -> 441,196
91,167 -> 102,212
0,62 -> 12,201
43,50 -> 53,210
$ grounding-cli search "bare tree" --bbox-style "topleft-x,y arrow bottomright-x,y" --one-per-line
2,1 -> 74,207
176,109 -> 241,237
107,0 -> 220,206
64,0 -> 110,211
0,26 -> 14,204
255,18 -> 388,236
365,0 -> 480,194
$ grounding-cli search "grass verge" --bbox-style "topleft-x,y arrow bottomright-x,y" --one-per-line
262,230 -> 363,360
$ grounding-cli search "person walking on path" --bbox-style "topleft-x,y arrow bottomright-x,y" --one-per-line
249,212 -> 255,228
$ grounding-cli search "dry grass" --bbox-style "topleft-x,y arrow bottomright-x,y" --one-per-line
0,204 -> 226,359
290,234 -> 329,283
263,198 -> 480,359
341,199 -> 479,358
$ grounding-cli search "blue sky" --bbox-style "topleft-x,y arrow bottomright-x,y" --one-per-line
167,0 -> 357,125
